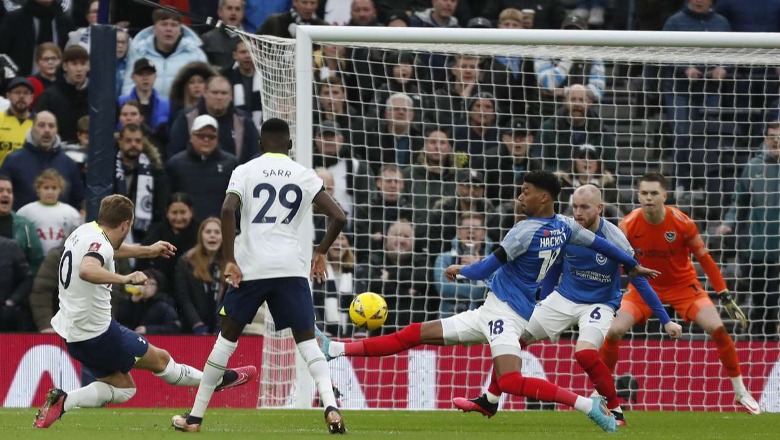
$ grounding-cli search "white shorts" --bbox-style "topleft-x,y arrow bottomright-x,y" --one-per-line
441,291 -> 527,358
526,290 -> 615,347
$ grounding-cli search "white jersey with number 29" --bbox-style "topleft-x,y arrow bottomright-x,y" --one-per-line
51,222 -> 116,343
227,152 -> 323,281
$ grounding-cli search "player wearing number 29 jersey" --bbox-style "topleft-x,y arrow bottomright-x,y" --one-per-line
226,152 -> 323,280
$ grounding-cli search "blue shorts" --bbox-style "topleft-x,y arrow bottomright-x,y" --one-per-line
66,320 -> 150,379
220,277 -> 314,331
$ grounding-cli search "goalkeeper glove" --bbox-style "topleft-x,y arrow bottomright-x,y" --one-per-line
718,290 -> 748,330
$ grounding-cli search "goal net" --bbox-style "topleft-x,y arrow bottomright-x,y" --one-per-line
239,27 -> 780,412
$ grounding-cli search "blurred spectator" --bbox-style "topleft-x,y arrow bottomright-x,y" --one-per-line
537,83 -> 616,173
1,111 -> 84,210
29,245 -> 63,333
311,120 -> 373,221
353,164 -> 415,259
258,0 -> 327,38
168,76 -> 260,163
65,0 -> 99,51
717,122 -> 780,336
534,12 -> 606,117
34,45 -> 89,143
313,167 -> 351,242
0,0 -> 74,76
574,0 -> 605,27
62,115 -> 88,171
480,118 -> 541,205
348,0 -> 380,25
122,9 -> 208,98
633,0 -> 684,30
119,58 -> 171,138
312,232 -> 355,336
0,175 -> 44,275
354,219 -> 429,331
0,236 -> 33,331
168,62 -> 217,121
174,217 -> 226,334
433,212 -> 492,317
482,0 -> 565,29
495,9 -> 540,122
421,169 -> 502,255
116,28 -> 131,98
116,268 -> 181,335
314,76 -> 367,151
661,0 -> 730,192
453,92 -> 501,168
222,39 -> 263,129
314,44 -> 350,83
117,100 -> 167,154
244,0 -> 291,32
113,124 -> 169,243
16,169 -> 81,254
497,7 -> 523,28
403,126 -> 457,211
0,77 -> 35,166
166,115 -> 239,220
715,0 -> 780,33
555,144 -> 620,218
27,43 -> 62,104
410,0 -> 460,27
427,54 -> 482,127
386,9 -> 411,26
370,51 -> 423,120
136,192 -> 199,287
365,92 -> 424,171
202,0 -> 246,70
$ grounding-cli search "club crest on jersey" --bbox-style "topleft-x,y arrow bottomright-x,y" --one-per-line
665,231 -> 676,242
88,242 -> 101,252
595,253 -> 607,266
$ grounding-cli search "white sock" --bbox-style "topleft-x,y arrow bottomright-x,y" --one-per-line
731,376 -> 748,396
612,405 -> 623,414
329,341 -> 345,358
64,382 -> 134,410
485,390 -> 500,404
298,338 -> 337,408
190,335 -> 238,418
155,357 -> 203,386
574,395 -> 594,414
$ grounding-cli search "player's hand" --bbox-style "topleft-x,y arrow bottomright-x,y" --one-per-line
629,264 -> 661,279
719,290 -> 748,330
224,261 -> 243,288
124,271 -> 148,285
663,321 -> 683,339
444,265 -> 464,282
148,241 -> 176,259
310,252 -> 328,284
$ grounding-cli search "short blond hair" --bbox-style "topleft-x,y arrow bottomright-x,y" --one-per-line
499,8 -> 524,24
34,169 -> 67,192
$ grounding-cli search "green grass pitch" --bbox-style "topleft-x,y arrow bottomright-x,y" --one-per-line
3,408 -> 778,439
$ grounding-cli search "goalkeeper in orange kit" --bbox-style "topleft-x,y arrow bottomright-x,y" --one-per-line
600,173 -> 760,414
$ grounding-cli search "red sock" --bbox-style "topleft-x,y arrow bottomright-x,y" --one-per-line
497,372 -> 578,408
576,349 -> 619,409
487,368 -> 501,396
344,323 -> 422,356
711,326 -> 742,378
600,337 -> 621,373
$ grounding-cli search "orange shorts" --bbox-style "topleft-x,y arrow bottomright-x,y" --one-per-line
619,281 -> 714,324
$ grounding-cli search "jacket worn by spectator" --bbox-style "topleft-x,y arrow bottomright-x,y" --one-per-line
201,28 -> 239,70
537,108 -> 617,173
166,146 -> 239,221
0,235 -> 33,331
0,1 -> 74,76
116,294 -> 181,334
122,24 -> 208,98
167,101 -> 260,164
34,76 -> 88,143
135,220 -> 198,290
258,9 -> 328,38
174,252 -> 223,333
5,211 -> 44,276
119,88 -> 171,133
433,237 -> 495,318
29,245 -> 62,331
478,144 -> 543,204
0,132 -> 84,211
353,192 -> 416,259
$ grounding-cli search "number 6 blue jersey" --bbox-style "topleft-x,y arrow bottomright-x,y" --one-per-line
487,214 -> 598,321
226,152 -> 323,280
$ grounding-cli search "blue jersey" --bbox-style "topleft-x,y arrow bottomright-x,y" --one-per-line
488,214 -> 597,320
555,218 -> 632,311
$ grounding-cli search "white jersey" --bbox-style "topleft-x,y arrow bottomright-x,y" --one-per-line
227,152 -> 323,280
17,201 -> 83,254
51,222 -> 115,342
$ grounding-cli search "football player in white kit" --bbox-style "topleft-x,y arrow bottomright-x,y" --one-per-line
172,118 -> 348,434
34,195 -> 257,429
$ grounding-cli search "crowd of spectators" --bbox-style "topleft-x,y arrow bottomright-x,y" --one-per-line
0,0 -> 777,341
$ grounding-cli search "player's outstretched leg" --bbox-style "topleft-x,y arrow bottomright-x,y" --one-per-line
33,380 -> 138,428
453,369 -> 500,418
574,348 -> 626,426
318,322 -> 425,359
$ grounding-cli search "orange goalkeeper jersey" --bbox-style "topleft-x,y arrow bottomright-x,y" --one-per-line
620,206 -> 726,292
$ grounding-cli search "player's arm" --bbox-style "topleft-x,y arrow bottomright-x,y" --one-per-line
79,256 -> 147,285
115,241 -> 176,259
570,225 -> 659,278
311,189 -> 347,283
221,192 -> 242,287
445,247 -> 507,281
539,259 -> 563,301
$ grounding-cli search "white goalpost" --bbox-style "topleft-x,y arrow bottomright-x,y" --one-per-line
239,26 -> 780,412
